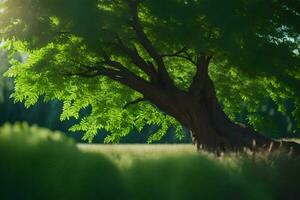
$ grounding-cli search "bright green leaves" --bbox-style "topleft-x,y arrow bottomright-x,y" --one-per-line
4,36 -> 183,143
210,62 -> 300,136
164,57 -> 196,90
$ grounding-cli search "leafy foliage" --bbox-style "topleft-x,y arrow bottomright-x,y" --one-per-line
4,38 -> 183,142
210,63 -> 300,136
0,0 -> 299,142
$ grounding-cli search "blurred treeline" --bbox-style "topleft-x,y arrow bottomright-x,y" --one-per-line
0,49 -> 299,142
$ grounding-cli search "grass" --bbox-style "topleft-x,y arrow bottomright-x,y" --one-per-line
1,123 -> 300,200
78,143 -> 300,200
77,144 -> 197,168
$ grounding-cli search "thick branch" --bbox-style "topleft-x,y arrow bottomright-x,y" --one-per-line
98,59 -> 158,94
64,59 -> 164,104
127,0 -> 174,88
116,37 -> 158,82
97,51 -> 150,84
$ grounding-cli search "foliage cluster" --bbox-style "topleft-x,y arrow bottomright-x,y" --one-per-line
0,48 -> 189,143
1,123 -> 300,200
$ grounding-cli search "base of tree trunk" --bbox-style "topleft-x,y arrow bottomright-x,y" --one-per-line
170,77 -> 300,157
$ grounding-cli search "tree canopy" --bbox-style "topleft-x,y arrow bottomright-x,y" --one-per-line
0,0 -> 299,143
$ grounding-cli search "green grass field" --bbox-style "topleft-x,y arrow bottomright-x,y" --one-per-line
76,143 -> 297,169
77,144 -> 197,168
76,143 -> 300,200
1,123 -> 300,200
76,144 -> 256,172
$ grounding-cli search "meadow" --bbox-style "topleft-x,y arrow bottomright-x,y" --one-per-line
77,144 -> 196,168
1,123 -> 300,200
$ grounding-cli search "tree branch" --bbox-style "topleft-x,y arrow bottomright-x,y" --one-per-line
97,49 -> 146,80
62,58 -> 162,101
115,36 -> 158,82
123,97 -> 147,109
62,65 -> 124,80
127,0 -> 174,88
161,47 -> 197,65
161,47 -> 188,57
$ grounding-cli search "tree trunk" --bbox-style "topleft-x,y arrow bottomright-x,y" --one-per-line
145,56 -> 300,156
162,80 -> 300,156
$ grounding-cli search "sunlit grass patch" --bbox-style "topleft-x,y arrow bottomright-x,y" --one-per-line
78,144 -> 197,168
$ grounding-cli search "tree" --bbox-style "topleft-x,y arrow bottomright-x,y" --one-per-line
0,0 -> 299,153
